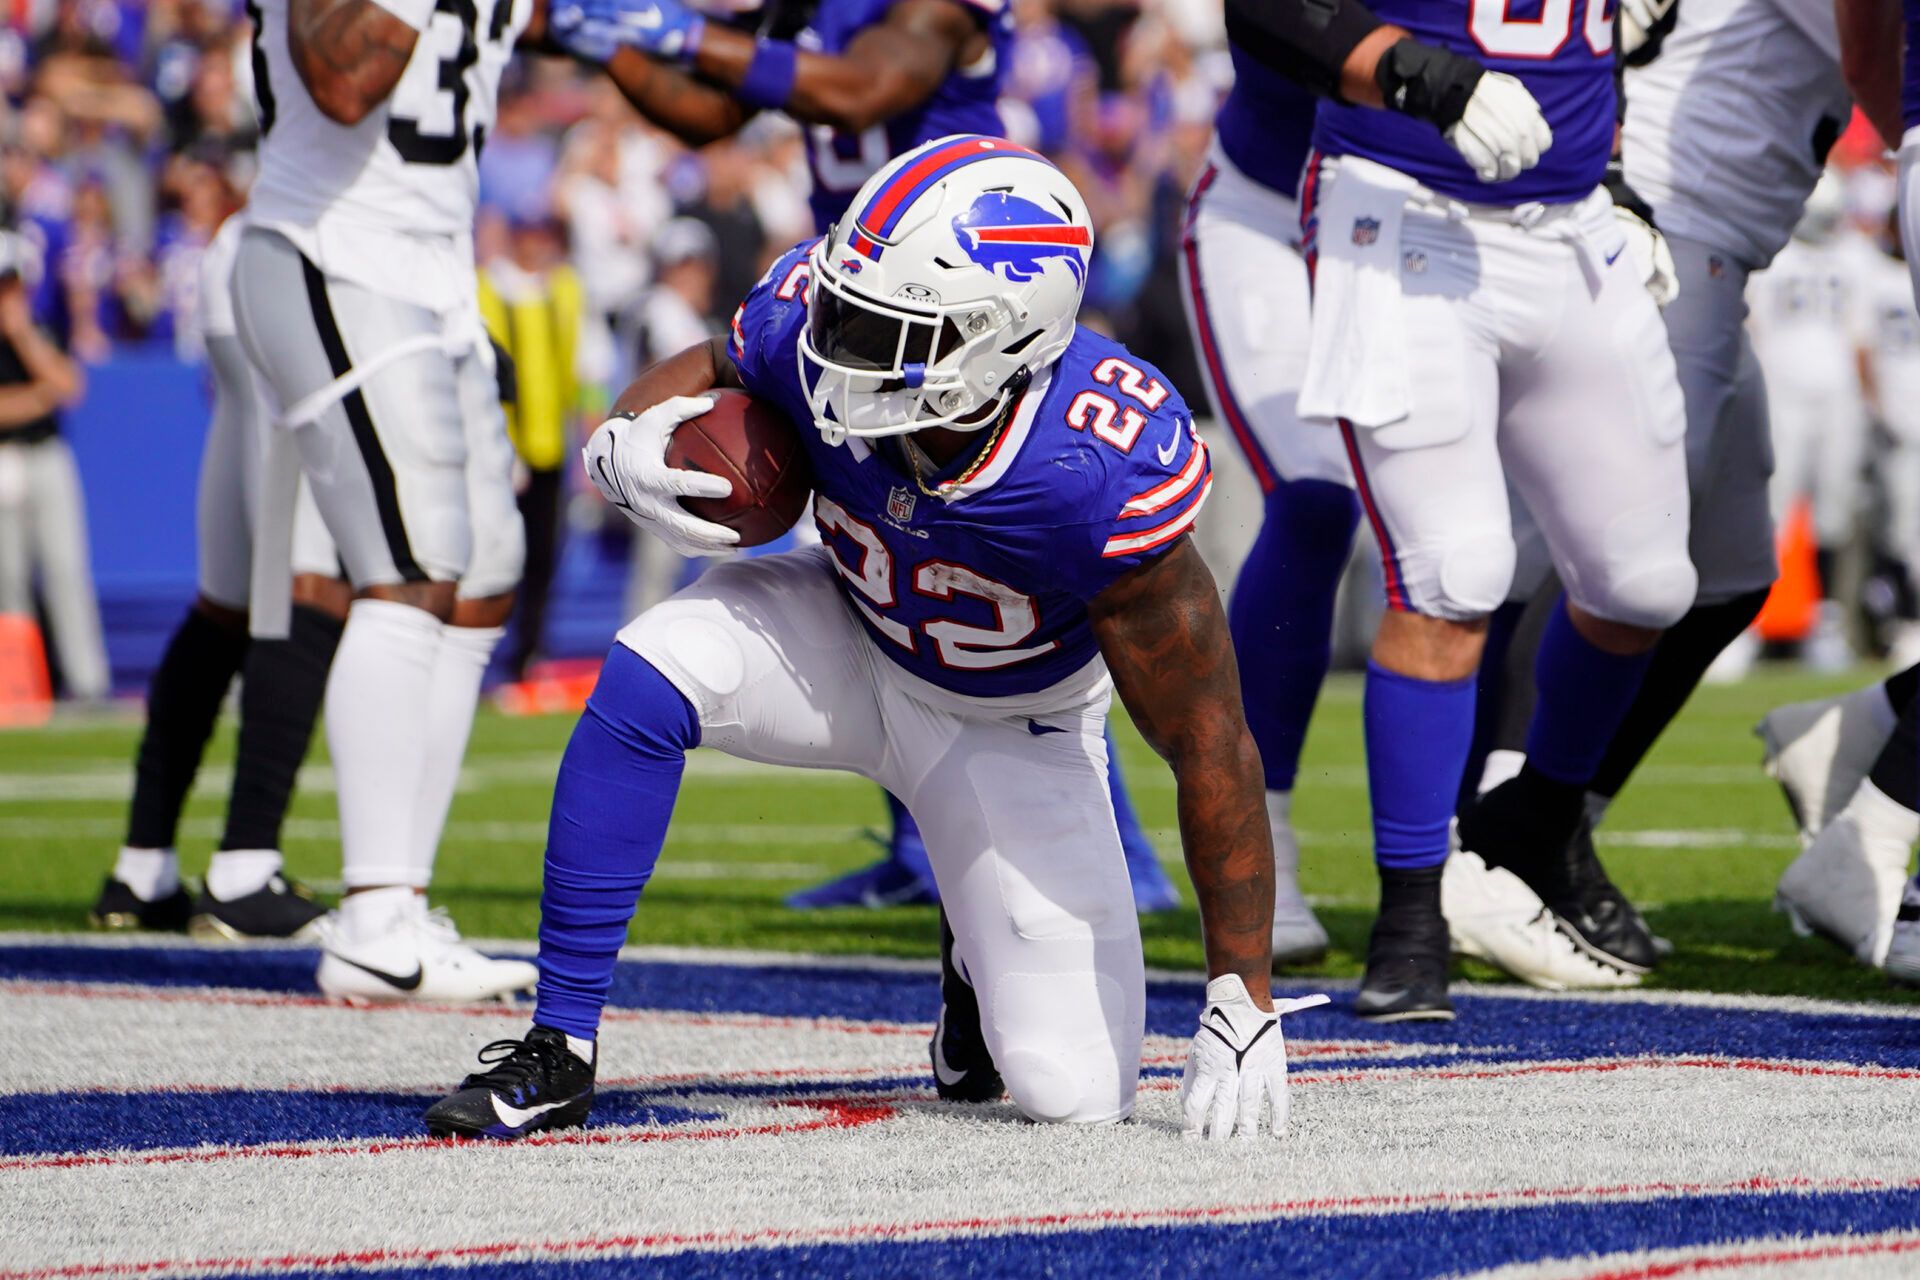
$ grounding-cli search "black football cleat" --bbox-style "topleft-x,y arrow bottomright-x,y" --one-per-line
931,911 -> 1003,1102
189,874 -> 328,940
88,876 -> 192,932
1356,869 -> 1454,1022
1460,771 -> 1654,976
425,1026 -> 596,1140
1562,815 -> 1662,972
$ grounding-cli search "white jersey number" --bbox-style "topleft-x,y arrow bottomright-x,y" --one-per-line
1470,0 -> 1612,59
814,498 -> 1056,670
808,125 -> 891,194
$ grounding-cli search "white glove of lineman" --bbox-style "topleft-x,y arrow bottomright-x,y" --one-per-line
1445,72 -> 1553,184
1617,0 -> 1679,57
1614,205 -> 1681,308
582,394 -> 740,558
1180,975 -> 1330,1140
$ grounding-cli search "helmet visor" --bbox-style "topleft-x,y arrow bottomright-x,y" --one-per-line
807,281 -> 967,381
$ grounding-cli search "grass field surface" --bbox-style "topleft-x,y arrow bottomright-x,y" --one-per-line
2,664 -> 1910,1006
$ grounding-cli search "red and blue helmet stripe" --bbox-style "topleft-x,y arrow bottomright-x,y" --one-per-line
846,135 -> 1051,260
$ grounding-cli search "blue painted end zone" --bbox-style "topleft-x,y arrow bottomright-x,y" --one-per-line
255,1187 -> 1920,1280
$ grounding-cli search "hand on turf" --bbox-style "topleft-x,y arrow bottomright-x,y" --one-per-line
1445,73 -> 1553,184
1181,976 -> 1328,1141
549,0 -> 706,63
582,395 -> 740,558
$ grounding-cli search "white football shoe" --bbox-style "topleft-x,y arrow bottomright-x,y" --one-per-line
1757,684 -> 1898,843
316,903 -> 538,1004
1267,792 -> 1329,966
1775,781 -> 1917,968
1442,850 -> 1641,990
1884,876 -> 1920,987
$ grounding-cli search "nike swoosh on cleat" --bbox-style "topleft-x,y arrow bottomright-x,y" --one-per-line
331,954 -> 424,991
490,1092 -> 578,1130
931,1010 -> 969,1086
1027,720 -> 1067,736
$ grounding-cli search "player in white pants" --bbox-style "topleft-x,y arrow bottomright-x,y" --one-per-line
233,0 -> 534,1002
1749,176 -> 1873,669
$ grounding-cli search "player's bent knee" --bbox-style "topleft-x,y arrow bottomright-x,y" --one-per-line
1577,557 -> 1699,631
998,1048 -> 1128,1125
987,970 -> 1139,1126
1416,534 -> 1516,620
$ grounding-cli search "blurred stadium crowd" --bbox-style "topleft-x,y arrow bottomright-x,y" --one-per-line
5,0 -> 1920,696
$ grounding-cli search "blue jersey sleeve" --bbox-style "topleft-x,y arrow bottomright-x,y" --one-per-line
726,239 -> 817,400
1053,387 -> 1214,602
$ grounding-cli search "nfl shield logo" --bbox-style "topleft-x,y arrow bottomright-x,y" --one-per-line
1351,216 -> 1380,247
888,485 -> 916,523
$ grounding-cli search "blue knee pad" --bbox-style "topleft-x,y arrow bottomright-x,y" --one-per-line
535,646 -> 699,1039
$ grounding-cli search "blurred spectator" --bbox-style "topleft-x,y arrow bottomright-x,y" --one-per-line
479,215 -> 583,679
555,97 -> 671,388
480,80 -> 560,228
0,227 -> 109,701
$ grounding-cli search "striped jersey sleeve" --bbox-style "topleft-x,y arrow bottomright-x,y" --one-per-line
1062,399 -> 1213,599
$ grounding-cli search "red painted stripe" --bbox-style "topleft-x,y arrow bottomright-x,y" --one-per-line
1338,420 -> 1409,611
1181,166 -> 1278,494
971,225 -> 1092,247
1575,1235 -> 1920,1280
0,1100 -> 895,1176
11,1172 -> 1917,1280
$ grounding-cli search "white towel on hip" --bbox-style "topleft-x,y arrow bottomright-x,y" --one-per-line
1296,156 -> 1424,430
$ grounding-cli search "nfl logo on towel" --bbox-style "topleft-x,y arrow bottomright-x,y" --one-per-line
1351,216 -> 1380,247
888,485 -> 917,523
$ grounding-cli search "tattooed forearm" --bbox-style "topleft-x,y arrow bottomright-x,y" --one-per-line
610,338 -> 741,418
1091,537 -> 1275,1006
288,0 -> 420,126
601,48 -> 751,147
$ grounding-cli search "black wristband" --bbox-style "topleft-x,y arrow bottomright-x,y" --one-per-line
1374,38 -> 1484,132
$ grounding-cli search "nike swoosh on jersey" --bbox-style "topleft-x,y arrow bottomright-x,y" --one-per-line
490,1091 -> 579,1130
1156,430 -> 1180,465
331,954 -> 424,991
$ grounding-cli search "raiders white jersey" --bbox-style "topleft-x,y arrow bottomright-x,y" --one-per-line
1622,0 -> 1852,271
246,0 -> 529,308
1858,247 -> 1920,440
1747,232 -> 1871,396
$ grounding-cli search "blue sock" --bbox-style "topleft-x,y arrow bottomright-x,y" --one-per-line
1524,600 -> 1656,786
1364,661 -> 1475,870
885,791 -> 935,882
534,646 -> 699,1040
1228,480 -> 1360,790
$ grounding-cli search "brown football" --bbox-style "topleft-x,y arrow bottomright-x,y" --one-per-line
665,389 -> 815,547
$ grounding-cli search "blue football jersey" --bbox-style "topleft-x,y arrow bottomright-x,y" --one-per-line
728,242 -> 1213,699
799,0 -> 1014,234
1314,0 -> 1616,204
1215,41 -> 1318,200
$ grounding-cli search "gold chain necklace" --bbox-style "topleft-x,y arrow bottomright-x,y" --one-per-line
905,406 -> 1014,499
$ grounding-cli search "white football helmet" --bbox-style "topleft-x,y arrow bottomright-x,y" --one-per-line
799,134 -> 1094,444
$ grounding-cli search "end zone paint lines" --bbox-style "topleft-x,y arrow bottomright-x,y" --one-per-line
10,1173 -> 1918,1280
1483,1232 -> 1920,1280
0,1099 -> 896,1176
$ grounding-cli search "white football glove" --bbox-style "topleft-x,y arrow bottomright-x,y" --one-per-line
1180,975 -> 1329,1141
1617,0 -> 1678,57
582,394 -> 740,558
1613,205 -> 1680,308
1445,73 -> 1553,184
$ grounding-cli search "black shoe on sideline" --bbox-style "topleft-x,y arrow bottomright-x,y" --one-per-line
425,1026 -> 597,1140
931,911 -> 1003,1102
190,874 -> 328,940
88,876 -> 192,932
1356,869 -> 1454,1022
